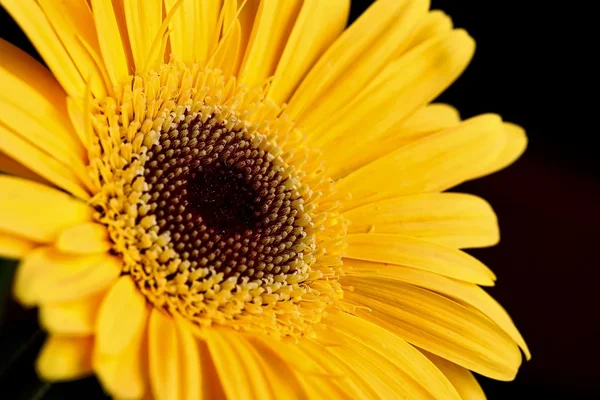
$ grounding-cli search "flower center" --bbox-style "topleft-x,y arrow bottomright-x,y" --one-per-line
143,111 -> 309,282
88,62 -> 347,337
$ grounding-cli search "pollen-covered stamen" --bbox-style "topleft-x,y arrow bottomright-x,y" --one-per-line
144,112 -> 309,281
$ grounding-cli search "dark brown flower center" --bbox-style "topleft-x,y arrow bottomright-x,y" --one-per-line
143,111 -> 309,281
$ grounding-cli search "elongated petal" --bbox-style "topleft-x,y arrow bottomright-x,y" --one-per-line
346,233 -> 496,285
406,10 -> 454,50
96,276 -> 148,357
123,0 -> 162,72
0,39 -> 90,189
238,0 -> 303,88
344,259 -> 530,359
165,0 -> 220,65
213,20 -> 241,78
231,0 -> 261,75
0,38 -> 83,156
0,151 -> 49,185
345,193 -> 499,249
302,28 -> 473,155
206,329 -> 302,399
423,351 -> 487,400
56,222 -> 111,254
149,309 -> 181,400
90,0 -> 131,86
339,114 -> 505,210
244,339 -> 306,400
175,319 -> 201,400
475,122 -> 528,178
325,103 -> 462,179
296,339 -> 374,398
94,316 -> 148,399
0,230 -> 36,259
36,336 -> 94,381
148,313 -> 205,400
163,0 -> 196,64
193,0 -> 221,64
0,124 -> 90,199
312,331 -> 435,398
325,311 -> 462,399
14,247 -> 121,306
287,0 -> 429,120
1,0 -> 85,96
39,291 -> 105,336
37,0 -> 108,98
267,0 -> 349,104
255,337 -> 354,398
343,277 -> 522,380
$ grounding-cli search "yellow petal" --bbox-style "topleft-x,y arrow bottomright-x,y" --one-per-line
345,259 -> 530,360
232,0 -> 261,76
339,114 -> 505,210
196,340 -> 227,399
295,0 -> 429,131
123,0 -> 162,72
324,311 -> 462,399
193,0 -> 221,65
0,38 -> 84,157
14,247 -> 121,306
311,330 -> 426,398
37,0 -> 109,98
175,319 -> 201,400
66,96 -> 91,150
36,336 -> 94,381
213,19 -> 241,78
56,222 -> 111,254
0,39 -> 90,186
0,151 -> 49,185
90,0 -> 131,86
96,276 -> 148,357
307,29 -> 476,177
423,350 -> 487,400
346,233 -> 496,285
475,122 -> 528,178
287,0 -> 429,120
255,337 -> 353,398
323,103 -> 462,180
406,10 -> 454,50
0,230 -> 36,259
39,291 -> 106,336
206,330 -> 277,399
149,309 -> 180,400
163,0 -> 198,65
345,193 -> 499,249
295,339 -> 372,398
344,278 -> 522,380
331,103 -> 462,175
1,97 -> 88,172
94,317 -> 148,400
267,0 -> 350,104
0,124 -> 90,199
1,0 -> 85,96
0,175 -> 91,242
244,338 -> 306,400
0,37 -> 66,114
238,0 -> 303,88
399,103 -> 461,134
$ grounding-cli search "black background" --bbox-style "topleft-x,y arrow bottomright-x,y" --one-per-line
1,1 -> 598,399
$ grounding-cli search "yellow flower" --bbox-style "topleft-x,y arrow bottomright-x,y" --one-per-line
0,0 -> 530,398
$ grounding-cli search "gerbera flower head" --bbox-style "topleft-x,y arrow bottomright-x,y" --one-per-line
0,0 -> 530,398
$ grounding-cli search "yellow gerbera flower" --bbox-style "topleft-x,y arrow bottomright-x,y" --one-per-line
0,0 -> 530,398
